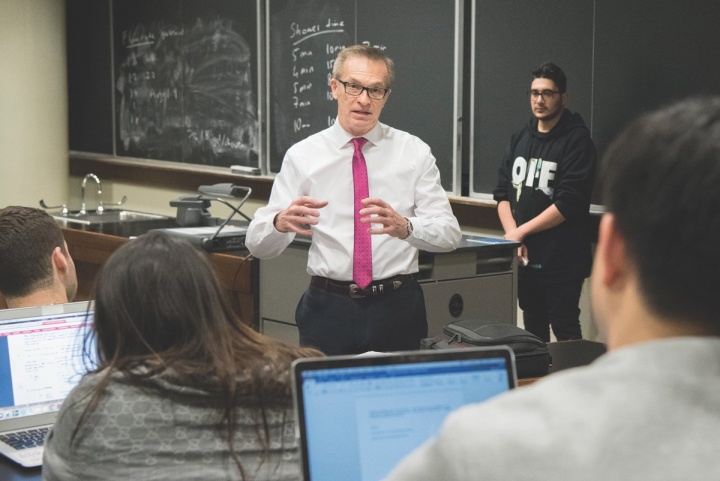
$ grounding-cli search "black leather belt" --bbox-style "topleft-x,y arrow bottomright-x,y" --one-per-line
310,274 -> 414,299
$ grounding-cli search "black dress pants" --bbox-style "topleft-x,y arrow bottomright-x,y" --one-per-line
518,278 -> 584,342
295,279 -> 428,355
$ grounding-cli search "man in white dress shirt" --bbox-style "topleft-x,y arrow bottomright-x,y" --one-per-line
246,45 -> 460,355
384,97 -> 720,481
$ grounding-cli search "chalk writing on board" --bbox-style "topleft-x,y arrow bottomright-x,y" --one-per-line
269,0 -> 355,172
115,18 -> 258,166
287,19 -> 348,136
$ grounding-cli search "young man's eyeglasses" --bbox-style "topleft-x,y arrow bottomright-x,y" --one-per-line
337,79 -> 389,100
528,90 -> 561,101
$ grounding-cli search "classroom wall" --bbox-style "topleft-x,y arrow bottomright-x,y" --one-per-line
0,0 -> 68,208
0,0 -> 598,340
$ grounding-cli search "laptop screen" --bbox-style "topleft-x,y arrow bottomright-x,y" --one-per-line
0,302 -> 94,422
292,347 -> 516,481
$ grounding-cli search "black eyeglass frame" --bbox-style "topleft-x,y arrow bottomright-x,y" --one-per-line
336,79 -> 390,100
527,89 -> 562,100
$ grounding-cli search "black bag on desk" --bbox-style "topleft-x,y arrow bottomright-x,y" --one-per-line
421,320 -> 550,378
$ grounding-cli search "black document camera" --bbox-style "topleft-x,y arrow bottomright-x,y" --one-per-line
166,183 -> 252,252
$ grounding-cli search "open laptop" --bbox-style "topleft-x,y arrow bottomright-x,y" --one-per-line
292,346 -> 516,481
0,301 -> 94,468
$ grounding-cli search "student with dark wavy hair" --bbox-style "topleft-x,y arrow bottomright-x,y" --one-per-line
42,231 -> 322,481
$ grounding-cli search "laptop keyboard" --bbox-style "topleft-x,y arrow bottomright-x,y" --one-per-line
0,427 -> 49,450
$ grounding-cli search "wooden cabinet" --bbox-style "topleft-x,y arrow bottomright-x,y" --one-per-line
63,228 -> 257,326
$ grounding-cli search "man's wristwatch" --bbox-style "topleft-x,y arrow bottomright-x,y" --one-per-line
401,217 -> 413,239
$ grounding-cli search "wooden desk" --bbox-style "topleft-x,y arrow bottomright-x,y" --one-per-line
62,228 -> 258,327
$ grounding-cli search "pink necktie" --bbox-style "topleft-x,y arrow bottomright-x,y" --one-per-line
352,137 -> 372,289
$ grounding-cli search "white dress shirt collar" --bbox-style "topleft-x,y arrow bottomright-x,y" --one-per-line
330,118 -> 383,149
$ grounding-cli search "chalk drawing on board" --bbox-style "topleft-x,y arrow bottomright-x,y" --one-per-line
116,18 -> 258,166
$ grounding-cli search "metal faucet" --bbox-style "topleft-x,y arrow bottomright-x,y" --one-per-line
80,173 -> 103,215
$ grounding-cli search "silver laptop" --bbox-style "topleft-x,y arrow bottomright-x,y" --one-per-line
291,346 -> 517,481
0,301 -> 94,467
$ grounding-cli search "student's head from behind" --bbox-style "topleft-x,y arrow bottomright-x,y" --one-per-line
82,231 -> 322,475
0,205 -> 77,307
93,231 -> 243,368
91,231 -> 318,377
593,97 -> 720,343
331,45 -> 395,137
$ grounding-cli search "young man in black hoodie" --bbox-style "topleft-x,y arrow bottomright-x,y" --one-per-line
493,62 -> 596,341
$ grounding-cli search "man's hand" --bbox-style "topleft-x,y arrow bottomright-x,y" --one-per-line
274,197 -> 328,236
517,244 -> 529,266
503,226 -> 526,243
503,227 -> 529,266
359,198 -> 410,238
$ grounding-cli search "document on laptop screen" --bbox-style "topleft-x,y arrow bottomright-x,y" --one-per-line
299,357 -> 510,481
0,314 -> 93,417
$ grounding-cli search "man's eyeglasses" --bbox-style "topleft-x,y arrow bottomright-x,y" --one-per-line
528,89 -> 561,101
336,79 -> 389,100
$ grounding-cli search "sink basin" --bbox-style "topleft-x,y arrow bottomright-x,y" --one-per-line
51,209 -> 170,225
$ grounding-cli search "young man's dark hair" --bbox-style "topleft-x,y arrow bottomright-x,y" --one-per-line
600,96 -> 720,330
0,205 -> 77,307
531,62 -> 567,93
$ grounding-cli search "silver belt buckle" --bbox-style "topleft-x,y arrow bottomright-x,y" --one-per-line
349,284 -> 366,298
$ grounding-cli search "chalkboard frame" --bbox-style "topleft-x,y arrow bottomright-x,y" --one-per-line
66,0 -> 266,173
68,0 -> 720,219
